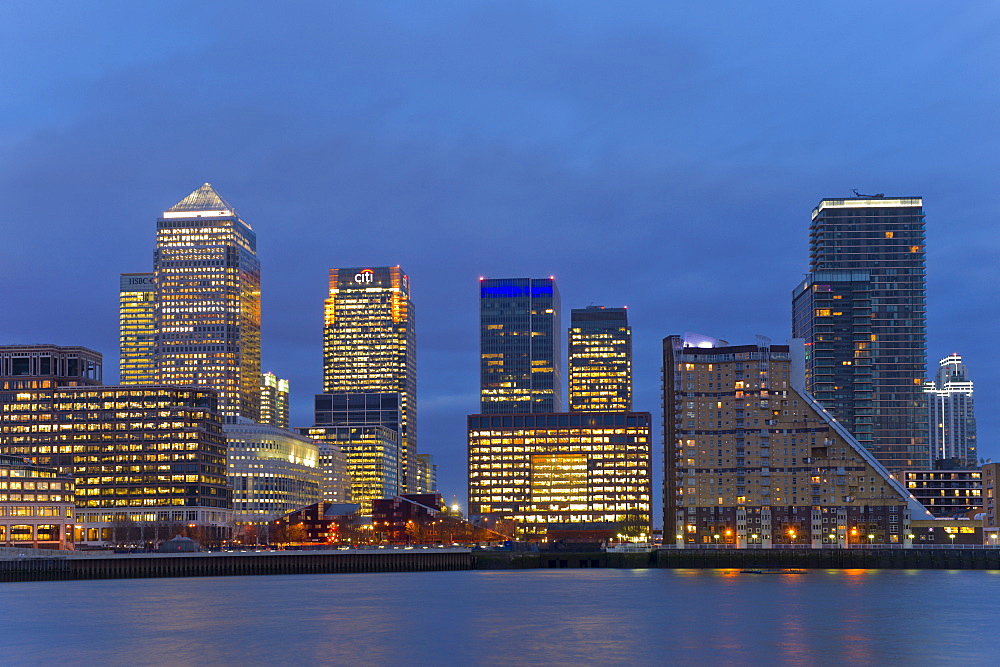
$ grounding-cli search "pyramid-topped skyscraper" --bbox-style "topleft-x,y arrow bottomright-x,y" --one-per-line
151,183 -> 261,420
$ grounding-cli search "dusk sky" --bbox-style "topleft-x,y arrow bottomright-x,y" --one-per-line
3,2 -> 998,503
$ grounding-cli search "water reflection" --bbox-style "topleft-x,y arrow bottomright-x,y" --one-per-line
0,569 -> 997,665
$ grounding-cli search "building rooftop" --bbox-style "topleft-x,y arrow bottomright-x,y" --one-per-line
164,183 -> 236,215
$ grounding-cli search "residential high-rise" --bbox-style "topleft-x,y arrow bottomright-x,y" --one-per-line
319,266 -> 416,491
260,372 -> 290,429
118,273 -> 156,384
792,196 -> 927,472
153,183 -> 261,421
479,277 -> 562,413
568,306 -> 631,412
468,411 -> 652,539
926,354 -> 977,465
662,334 -> 930,548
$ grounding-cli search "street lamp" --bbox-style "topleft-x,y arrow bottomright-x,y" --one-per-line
949,533 -> 956,548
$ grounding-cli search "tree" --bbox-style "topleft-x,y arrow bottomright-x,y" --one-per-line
616,513 -> 649,541
286,523 -> 308,543
110,514 -> 138,548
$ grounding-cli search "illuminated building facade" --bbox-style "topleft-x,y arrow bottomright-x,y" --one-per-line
321,266 -> 416,490
568,306 -> 631,412
224,419 -> 322,525
0,454 -> 75,550
467,412 -> 652,539
0,345 -> 102,389
982,463 -> 1000,543
416,453 -> 437,493
260,372 -> 290,429
792,196 -> 928,472
0,383 -> 231,546
119,273 -> 156,385
298,425 -> 400,515
480,277 -> 562,414
154,183 -> 261,421
663,334 -> 929,548
925,354 -> 976,465
903,468 -> 982,518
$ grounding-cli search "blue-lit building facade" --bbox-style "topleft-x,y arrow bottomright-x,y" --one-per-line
479,277 -> 562,414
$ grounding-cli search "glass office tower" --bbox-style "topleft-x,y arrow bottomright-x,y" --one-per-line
119,273 -> 156,385
568,306 -> 631,412
792,196 -> 927,471
320,266 -> 416,491
153,184 -> 261,421
479,277 -> 562,413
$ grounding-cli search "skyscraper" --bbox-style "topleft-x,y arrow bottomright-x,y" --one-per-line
319,266 -> 416,491
792,196 -> 927,472
479,277 -> 562,413
119,273 -> 156,385
153,184 -> 261,421
260,372 -> 290,429
568,306 -> 631,412
926,354 -> 977,465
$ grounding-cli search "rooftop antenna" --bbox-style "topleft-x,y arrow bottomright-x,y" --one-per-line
852,189 -> 885,199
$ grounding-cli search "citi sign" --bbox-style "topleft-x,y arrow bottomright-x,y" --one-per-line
354,269 -> 375,284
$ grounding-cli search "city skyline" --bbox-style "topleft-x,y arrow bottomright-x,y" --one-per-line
2,4 -> 998,503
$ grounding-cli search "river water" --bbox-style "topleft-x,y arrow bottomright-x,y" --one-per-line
0,568 -> 996,665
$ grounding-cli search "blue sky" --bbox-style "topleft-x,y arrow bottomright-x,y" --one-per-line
3,2 -> 999,502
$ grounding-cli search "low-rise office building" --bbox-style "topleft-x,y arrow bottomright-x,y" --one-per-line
0,454 -> 75,550
467,412 -> 652,539
903,468 -> 982,518
225,419 -> 323,525
0,380 -> 231,547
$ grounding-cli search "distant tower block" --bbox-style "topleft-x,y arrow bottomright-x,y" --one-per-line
568,306 -> 631,412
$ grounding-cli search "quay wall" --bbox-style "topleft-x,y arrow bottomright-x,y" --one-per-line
0,549 -> 472,583
473,549 -> 1000,570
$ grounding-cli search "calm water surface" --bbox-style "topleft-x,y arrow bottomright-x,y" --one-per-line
1,568 -> 997,665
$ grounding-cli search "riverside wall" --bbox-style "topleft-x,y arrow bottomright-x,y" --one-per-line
0,549 -> 472,583
3,547 -> 998,582
473,548 -> 1000,571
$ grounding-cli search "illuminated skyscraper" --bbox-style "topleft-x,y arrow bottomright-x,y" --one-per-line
926,354 -> 977,465
320,266 -> 416,491
260,372 -> 290,429
792,196 -> 928,471
568,306 -> 631,412
479,277 -> 562,413
298,425 -> 402,514
119,273 -> 156,384
153,184 -> 261,421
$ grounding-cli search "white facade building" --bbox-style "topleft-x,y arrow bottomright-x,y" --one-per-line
926,354 -> 977,465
